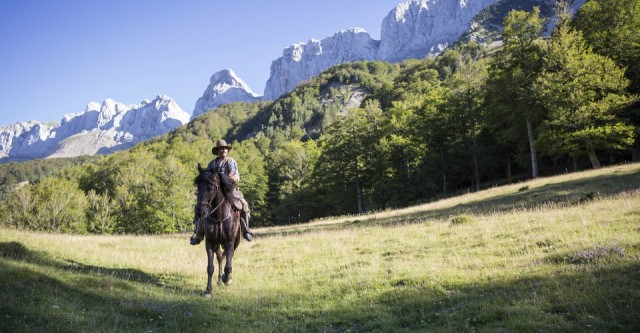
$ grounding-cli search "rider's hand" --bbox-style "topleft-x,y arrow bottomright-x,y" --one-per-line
229,173 -> 239,183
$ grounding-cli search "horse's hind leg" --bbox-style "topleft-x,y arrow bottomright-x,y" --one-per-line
215,245 -> 224,284
204,242 -> 214,297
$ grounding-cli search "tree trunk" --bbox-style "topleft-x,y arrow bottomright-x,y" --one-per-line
587,148 -> 601,169
354,154 -> 363,214
355,178 -> 363,214
440,147 -> 447,194
472,121 -> 480,191
506,153 -> 512,183
632,141 -> 640,162
526,118 -> 539,178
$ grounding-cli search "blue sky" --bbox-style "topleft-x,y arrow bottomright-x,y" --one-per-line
0,0 -> 403,127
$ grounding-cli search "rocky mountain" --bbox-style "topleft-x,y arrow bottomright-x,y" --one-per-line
199,0 -> 587,112
191,69 -> 260,119
377,0 -> 500,62
197,0 -> 502,111
4,0 -> 585,163
465,0 -> 587,41
263,28 -> 380,101
0,95 -> 190,162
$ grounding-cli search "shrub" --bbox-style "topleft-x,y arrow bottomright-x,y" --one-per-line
449,214 -> 476,226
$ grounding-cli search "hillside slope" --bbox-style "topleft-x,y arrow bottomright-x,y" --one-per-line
1,163 -> 639,332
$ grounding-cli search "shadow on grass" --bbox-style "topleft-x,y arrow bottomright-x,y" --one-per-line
0,241 -> 161,285
359,262 -> 640,332
228,261 -> 640,332
1,240 -> 639,332
258,166 -> 640,238
0,241 -> 226,332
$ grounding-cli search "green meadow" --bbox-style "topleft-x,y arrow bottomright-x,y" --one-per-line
1,163 -> 639,332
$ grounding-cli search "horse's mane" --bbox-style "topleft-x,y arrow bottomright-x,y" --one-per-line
194,168 -> 236,195
194,170 -> 215,187
194,166 -> 244,212
218,172 -> 236,194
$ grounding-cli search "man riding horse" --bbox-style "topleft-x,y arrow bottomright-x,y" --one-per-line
190,139 -> 254,245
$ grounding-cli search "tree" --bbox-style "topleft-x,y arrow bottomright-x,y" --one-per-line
571,0 -> 640,160
414,83 -> 452,194
85,190 -> 117,234
534,17 -> 636,168
572,0 -> 640,92
315,114 -> 365,214
29,177 -> 88,233
313,104 -> 385,215
445,43 -> 488,191
1,184 -> 36,229
486,8 -> 546,178
232,139 -> 270,226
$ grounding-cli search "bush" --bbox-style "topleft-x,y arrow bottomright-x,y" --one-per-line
449,214 -> 476,226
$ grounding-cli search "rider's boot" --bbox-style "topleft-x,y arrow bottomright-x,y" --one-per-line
240,210 -> 254,242
190,219 -> 205,245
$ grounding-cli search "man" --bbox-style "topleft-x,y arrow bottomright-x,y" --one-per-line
190,139 -> 254,245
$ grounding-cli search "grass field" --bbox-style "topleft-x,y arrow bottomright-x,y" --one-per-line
1,163 -> 639,332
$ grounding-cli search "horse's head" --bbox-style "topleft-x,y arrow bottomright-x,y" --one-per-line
194,163 -> 222,222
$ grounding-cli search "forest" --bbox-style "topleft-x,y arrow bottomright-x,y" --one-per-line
1,1 -> 639,234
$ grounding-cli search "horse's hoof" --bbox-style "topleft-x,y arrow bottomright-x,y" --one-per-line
203,292 -> 212,298
225,279 -> 232,286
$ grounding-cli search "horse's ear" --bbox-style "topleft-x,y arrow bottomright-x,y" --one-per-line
198,163 -> 203,173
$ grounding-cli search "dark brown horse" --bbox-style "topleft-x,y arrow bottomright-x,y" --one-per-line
194,163 -> 241,296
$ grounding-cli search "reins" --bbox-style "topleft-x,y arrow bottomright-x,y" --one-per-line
201,189 -> 231,224
196,170 -> 233,225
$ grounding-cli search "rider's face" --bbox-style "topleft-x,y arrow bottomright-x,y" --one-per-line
218,148 -> 229,158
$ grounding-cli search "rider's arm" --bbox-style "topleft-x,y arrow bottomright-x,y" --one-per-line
227,159 -> 240,183
228,172 -> 239,183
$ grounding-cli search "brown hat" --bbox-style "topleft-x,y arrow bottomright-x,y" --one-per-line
212,139 -> 232,154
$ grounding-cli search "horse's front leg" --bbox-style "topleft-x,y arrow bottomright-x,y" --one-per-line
222,241 -> 235,286
204,241 -> 214,297
215,244 -> 224,285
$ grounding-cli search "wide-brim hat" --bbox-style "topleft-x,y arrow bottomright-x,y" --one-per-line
212,139 -> 232,154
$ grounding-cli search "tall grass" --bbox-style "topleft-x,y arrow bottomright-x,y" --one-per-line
1,163 -> 639,332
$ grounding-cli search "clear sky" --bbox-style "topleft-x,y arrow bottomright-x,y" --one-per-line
0,0 -> 403,127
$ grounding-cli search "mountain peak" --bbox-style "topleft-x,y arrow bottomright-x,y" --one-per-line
191,69 -> 260,119
208,69 -> 257,96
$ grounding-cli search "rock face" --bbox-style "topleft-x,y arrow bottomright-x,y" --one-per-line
196,0 -> 587,113
377,0 -> 500,62
191,69 -> 260,119
201,0 -> 504,109
0,95 -> 190,162
263,28 -> 380,101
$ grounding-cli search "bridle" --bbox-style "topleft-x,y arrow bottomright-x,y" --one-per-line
197,174 -> 231,224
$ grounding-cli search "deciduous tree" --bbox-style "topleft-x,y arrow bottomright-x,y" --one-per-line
534,17 -> 635,168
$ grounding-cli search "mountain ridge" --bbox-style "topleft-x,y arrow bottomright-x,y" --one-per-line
0,94 -> 189,162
